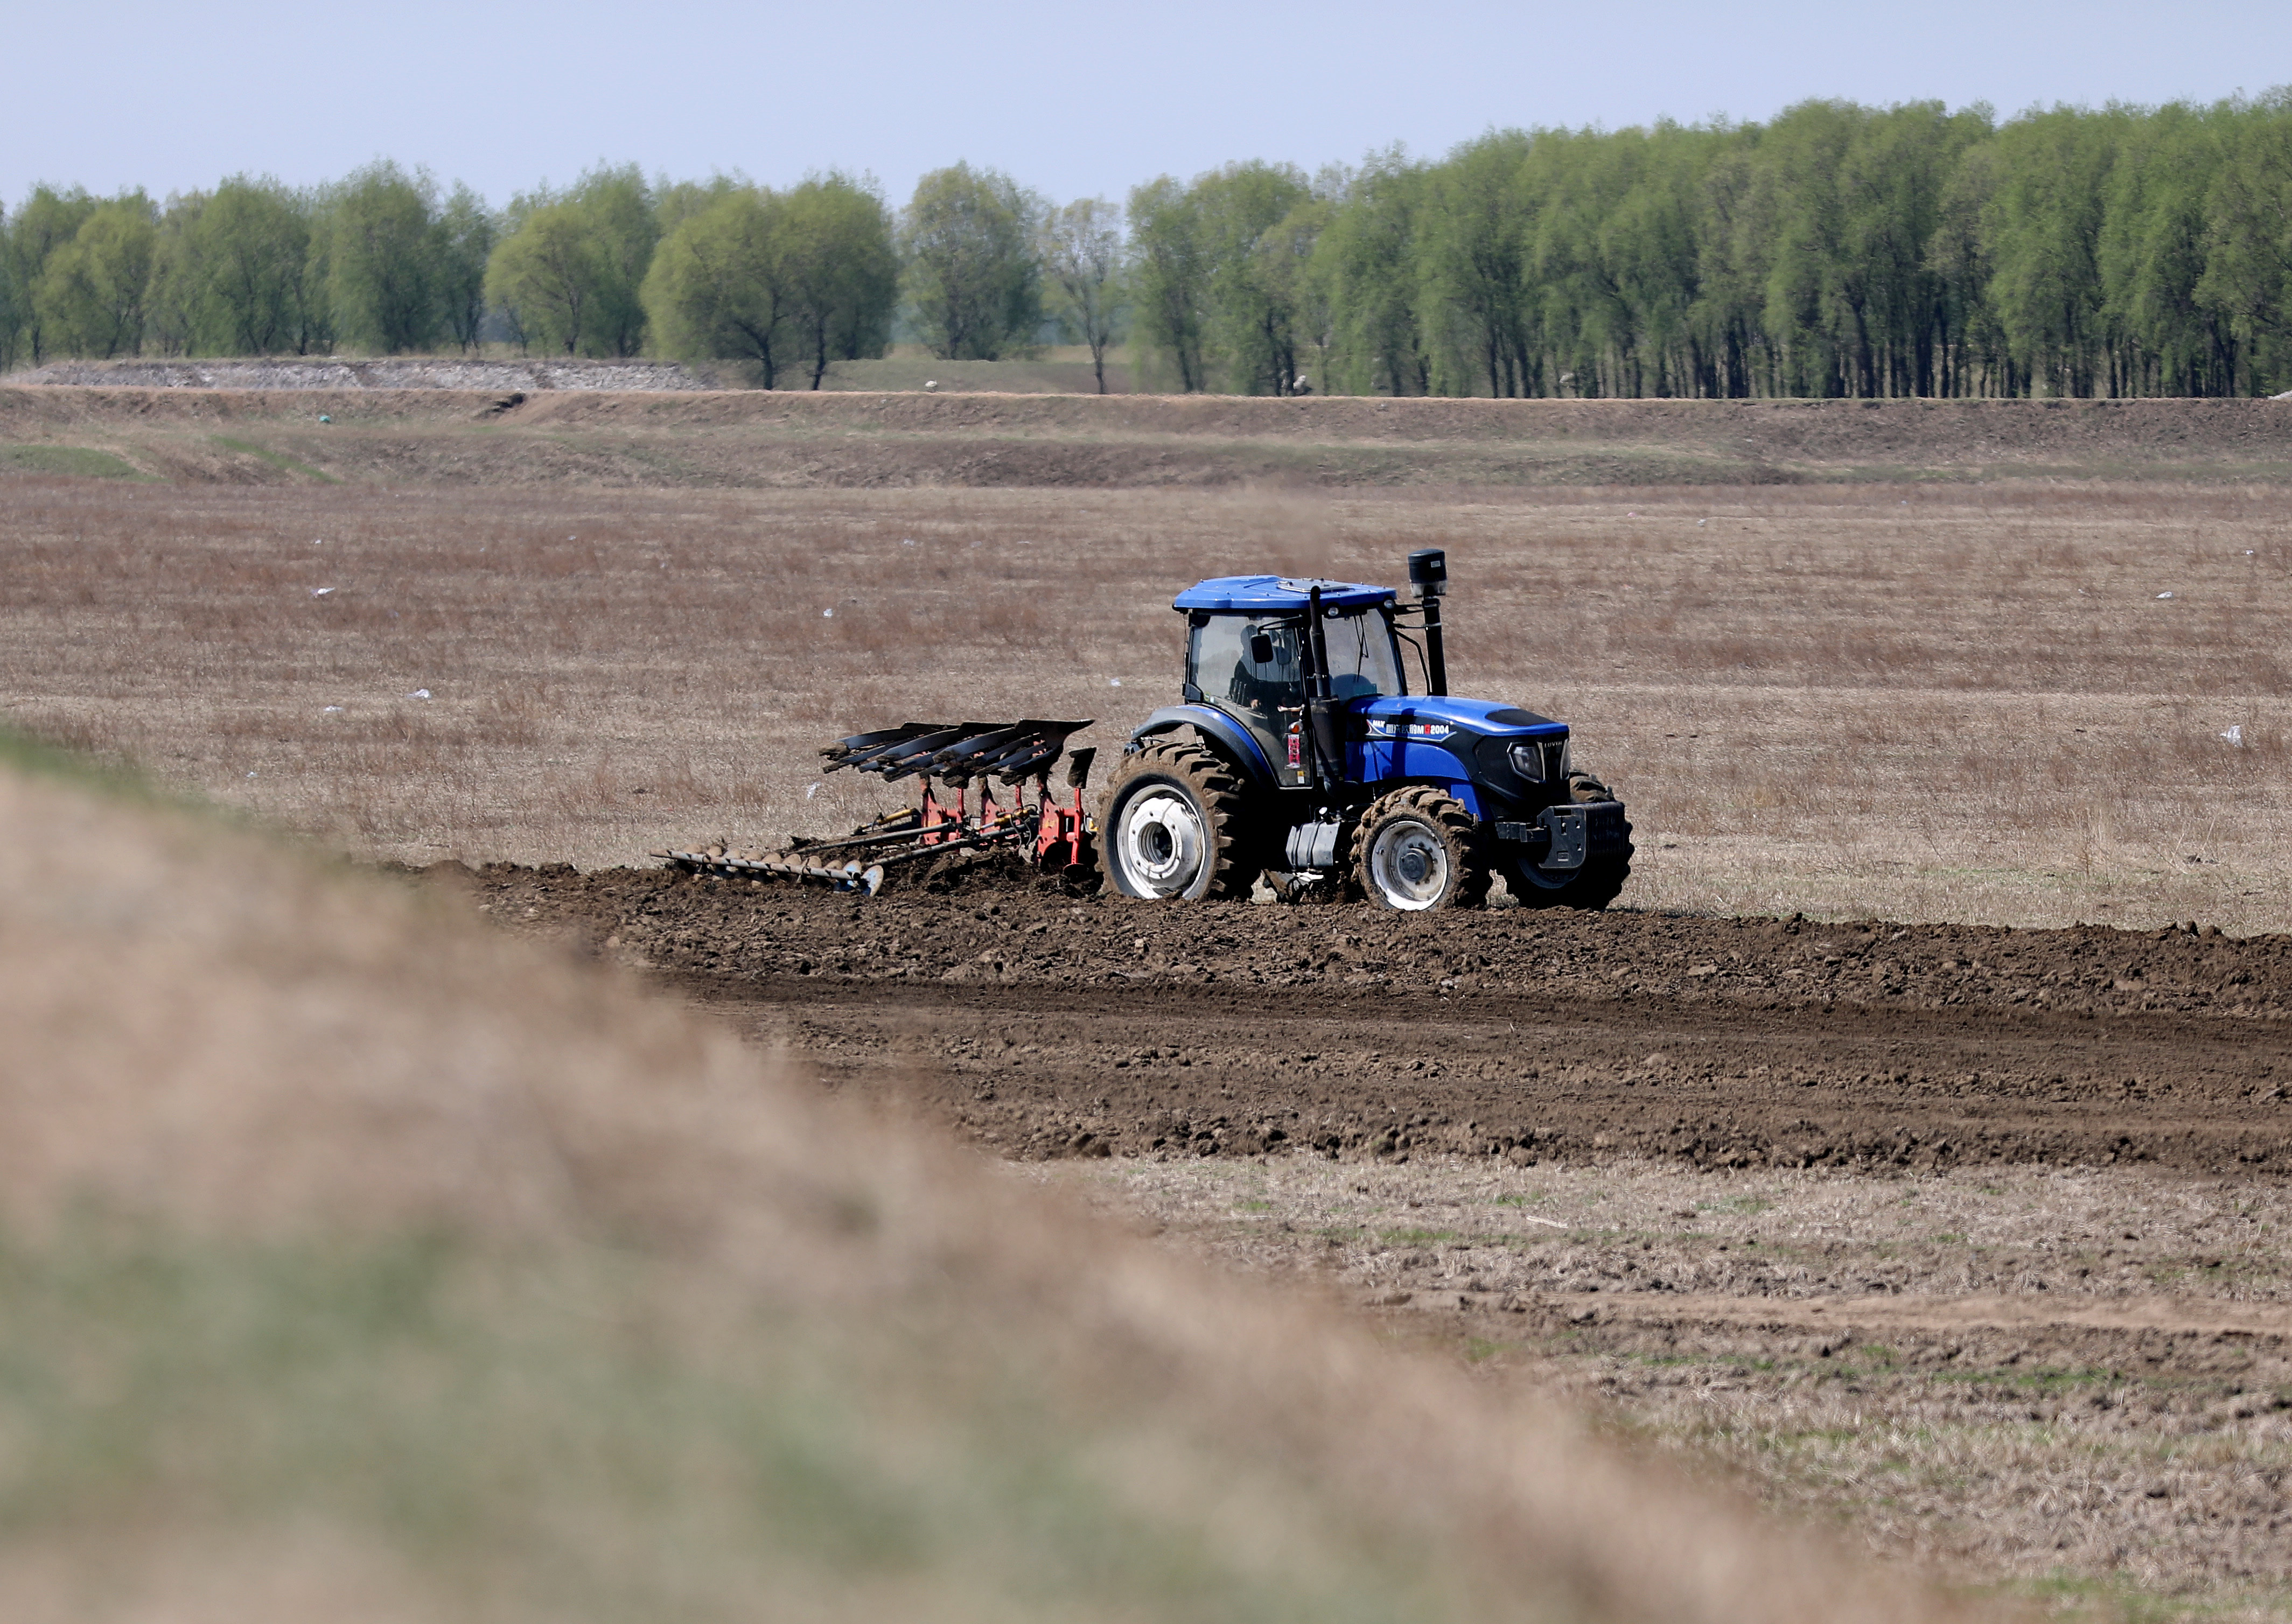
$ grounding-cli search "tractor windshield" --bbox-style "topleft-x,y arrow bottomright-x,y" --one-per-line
1322,608 -> 1405,699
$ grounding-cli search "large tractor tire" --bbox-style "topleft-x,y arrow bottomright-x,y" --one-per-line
1502,767 -> 1633,910
1100,738 -> 1261,901
1354,786 -> 1491,912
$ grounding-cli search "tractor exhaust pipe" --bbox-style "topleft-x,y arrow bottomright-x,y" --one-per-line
1408,548 -> 1449,696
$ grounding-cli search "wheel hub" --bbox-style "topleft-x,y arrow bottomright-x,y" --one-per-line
1119,790 -> 1207,897
1367,820 -> 1448,911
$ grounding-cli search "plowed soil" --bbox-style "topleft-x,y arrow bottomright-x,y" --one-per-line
463,864 -> 2292,1178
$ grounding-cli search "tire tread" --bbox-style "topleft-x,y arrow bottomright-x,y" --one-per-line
1099,737 -> 1259,900
1353,785 -> 1491,911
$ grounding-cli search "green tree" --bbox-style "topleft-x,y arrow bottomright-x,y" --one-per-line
781,174 -> 898,388
641,186 -> 796,386
33,194 -> 159,358
1846,104 -> 1990,396
1038,197 -> 1127,393
487,164 -> 656,357
1309,151 -> 1431,395
436,184 -> 497,353
0,204 -> 14,368
1926,139 -> 2008,394
564,164 -> 656,356
655,175 -> 741,237
2198,93 -> 2292,394
1418,131 -> 1538,396
142,192 -> 202,356
328,162 -> 442,353
1534,125 -> 1687,398
4,186 -> 100,364
1748,102 -> 1861,396
1126,175 -> 1208,390
1273,193 -> 1341,391
485,202 -> 602,354
1981,107 -> 2129,395
1192,161 -> 1313,394
1690,136 -> 1771,397
902,163 -> 1041,360
178,177 -> 314,355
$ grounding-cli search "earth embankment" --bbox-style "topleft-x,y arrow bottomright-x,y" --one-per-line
3,386 -> 2288,487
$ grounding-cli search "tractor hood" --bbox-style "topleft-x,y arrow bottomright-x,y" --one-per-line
1358,695 -> 1567,739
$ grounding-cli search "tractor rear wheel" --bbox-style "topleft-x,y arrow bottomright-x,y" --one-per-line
1100,739 -> 1260,900
1354,787 -> 1490,912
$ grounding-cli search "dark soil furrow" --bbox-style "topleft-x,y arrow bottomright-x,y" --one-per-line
456,864 -> 2292,1177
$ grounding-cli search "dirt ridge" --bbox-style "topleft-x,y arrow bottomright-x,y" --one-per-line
0,387 -> 2282,465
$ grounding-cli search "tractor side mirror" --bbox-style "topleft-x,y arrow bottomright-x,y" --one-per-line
1249,632 -> 1275,666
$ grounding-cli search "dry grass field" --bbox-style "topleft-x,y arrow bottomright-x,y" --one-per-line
3,470 -> 2284,933
4,389 -> 2291,1621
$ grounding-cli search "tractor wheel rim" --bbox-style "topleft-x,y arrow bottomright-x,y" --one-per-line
1369,821 -> 1447,910
1120,789 -> 1207,897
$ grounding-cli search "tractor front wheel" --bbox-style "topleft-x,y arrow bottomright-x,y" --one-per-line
1501,852 -> 1632,910
1503,769 -> 1633,909
1100,739 -> 1259,900
1354,787 -> 1490,912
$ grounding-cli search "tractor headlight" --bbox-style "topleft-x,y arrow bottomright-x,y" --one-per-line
1508,743 -> 1546,782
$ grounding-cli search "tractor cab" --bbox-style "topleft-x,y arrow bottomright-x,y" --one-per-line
1175,575 -> 1405,788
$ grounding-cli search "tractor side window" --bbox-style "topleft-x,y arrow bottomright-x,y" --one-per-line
1322,610 -> 1405,699
1191,617 -> 1304,731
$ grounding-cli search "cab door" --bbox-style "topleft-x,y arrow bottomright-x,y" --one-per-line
1188,615 -> 1311,787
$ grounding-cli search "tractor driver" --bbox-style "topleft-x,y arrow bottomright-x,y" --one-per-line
1225,619 -> 1306,736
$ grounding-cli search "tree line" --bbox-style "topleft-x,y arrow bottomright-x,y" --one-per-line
3,94 -> 2288,396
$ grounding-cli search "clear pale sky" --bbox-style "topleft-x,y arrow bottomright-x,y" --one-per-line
7,0 -> 2288,210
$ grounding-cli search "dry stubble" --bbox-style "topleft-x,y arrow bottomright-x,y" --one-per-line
1,475 -> 2284,930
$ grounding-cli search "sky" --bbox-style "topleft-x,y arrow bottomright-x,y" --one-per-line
7,0 -> 2290,210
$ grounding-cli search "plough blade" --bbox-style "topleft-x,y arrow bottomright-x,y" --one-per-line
661,719 -> 1099,897
823,719 -> 1094,783
928,719 -> 1094,784
822,722 -> 992,781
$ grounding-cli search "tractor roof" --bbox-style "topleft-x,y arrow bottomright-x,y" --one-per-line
1171,575 -> 1396,613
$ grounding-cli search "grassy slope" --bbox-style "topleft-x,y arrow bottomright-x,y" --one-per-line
0,740 -> 1966,1624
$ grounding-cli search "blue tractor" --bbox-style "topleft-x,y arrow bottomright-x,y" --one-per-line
1101,549 -> 1633,911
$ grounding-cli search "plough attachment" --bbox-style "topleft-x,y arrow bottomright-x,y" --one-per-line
655,720 -> 1098,895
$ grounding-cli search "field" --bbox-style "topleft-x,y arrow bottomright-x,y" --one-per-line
5,384 -> 2292,1618
12,741 -> 1967,1624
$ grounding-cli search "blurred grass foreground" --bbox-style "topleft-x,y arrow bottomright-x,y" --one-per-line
0,731 -> 1972,1624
